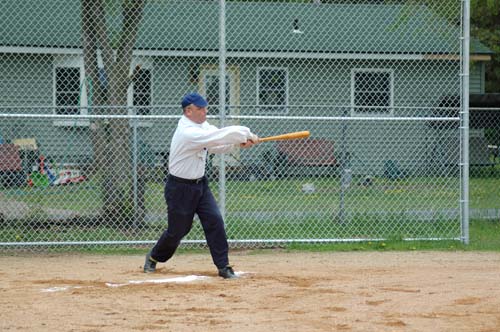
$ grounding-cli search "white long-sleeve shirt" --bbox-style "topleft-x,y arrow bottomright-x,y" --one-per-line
168,115 -> 255,179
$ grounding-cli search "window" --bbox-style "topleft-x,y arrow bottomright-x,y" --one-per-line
257,68 -> 288,114
53,56 -> 88,126
127,58 -> 153,123
352,69 -> 393,116
199,65 -> 241,167
55,67 -> 81,115
199,65 -> 240,117
132,68 -> 152,116
203,74 -> 231,115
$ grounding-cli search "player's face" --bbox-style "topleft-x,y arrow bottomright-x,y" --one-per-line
185,104 -> 207,124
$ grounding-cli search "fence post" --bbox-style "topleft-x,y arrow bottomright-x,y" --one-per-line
132,113 -> 139,229
218,0 -> 227,219
460,0 -> 470,244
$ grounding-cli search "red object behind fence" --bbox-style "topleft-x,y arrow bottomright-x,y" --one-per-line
0,144 -> 22,172
276,139 -> 337,167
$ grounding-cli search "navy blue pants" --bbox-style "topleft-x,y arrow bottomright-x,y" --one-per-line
150,176 -> 229,269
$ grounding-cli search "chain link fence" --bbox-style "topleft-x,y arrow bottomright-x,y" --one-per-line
468,107 -> 500,220
1,0 -> 493,249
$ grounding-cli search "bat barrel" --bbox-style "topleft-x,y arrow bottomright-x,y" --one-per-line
260,131 -> 310,142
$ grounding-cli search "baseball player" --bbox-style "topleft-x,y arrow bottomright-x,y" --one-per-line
144,92 -> 259,278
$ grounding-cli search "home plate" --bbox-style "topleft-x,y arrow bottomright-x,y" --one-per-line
106,275 -> 210,288
40,272 -> 250,292
106,272 -> 249,288
235,271 -> 248,277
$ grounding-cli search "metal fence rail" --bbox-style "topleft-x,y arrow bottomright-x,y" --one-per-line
0,0 -> 493,249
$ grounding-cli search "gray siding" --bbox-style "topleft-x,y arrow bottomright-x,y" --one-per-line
0,54 -> 53,107
0,54 -> 93,162
227,57 -> 459,174
0,54 -> 482,175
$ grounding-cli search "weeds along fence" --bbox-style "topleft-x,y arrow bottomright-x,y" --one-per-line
0,0 -> 492,249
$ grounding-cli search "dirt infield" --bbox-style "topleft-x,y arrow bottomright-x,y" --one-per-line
1,250 -> 500,332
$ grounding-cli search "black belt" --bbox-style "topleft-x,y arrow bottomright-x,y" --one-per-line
169,174 -> 205,184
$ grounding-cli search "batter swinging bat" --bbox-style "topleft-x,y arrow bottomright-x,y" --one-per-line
259,131 -> 310,142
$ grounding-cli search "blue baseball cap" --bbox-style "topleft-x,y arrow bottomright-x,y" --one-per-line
181,93 -> 208,108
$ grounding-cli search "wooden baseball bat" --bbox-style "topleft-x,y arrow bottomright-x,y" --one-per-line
259,131 -> 310,142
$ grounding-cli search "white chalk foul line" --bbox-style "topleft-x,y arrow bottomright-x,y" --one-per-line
40,272 -> 250,292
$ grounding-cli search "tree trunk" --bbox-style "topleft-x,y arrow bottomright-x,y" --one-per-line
81,0 -> 145,227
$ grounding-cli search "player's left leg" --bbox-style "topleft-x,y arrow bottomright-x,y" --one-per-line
197,180 -> 237,279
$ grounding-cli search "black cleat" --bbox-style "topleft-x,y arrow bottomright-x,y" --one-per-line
218,265 -> 238,279
144,251 -> 157,273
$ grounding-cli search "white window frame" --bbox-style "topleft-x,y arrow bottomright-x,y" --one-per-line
127,57 -> 153,127
53,55 -> 89,126
351,68 -> 394,117
256,67 -> 289,115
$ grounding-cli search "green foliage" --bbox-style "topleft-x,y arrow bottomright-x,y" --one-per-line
471,0 -> 500,14
468,219 -> 500,250
471,0 -> 500,92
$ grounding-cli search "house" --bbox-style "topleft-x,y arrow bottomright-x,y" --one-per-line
0,1 -> 493,175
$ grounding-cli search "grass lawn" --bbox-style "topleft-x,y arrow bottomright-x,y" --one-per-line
1,175 -> 498,246
2,175 -> 479,213
3,175 -> 498,213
